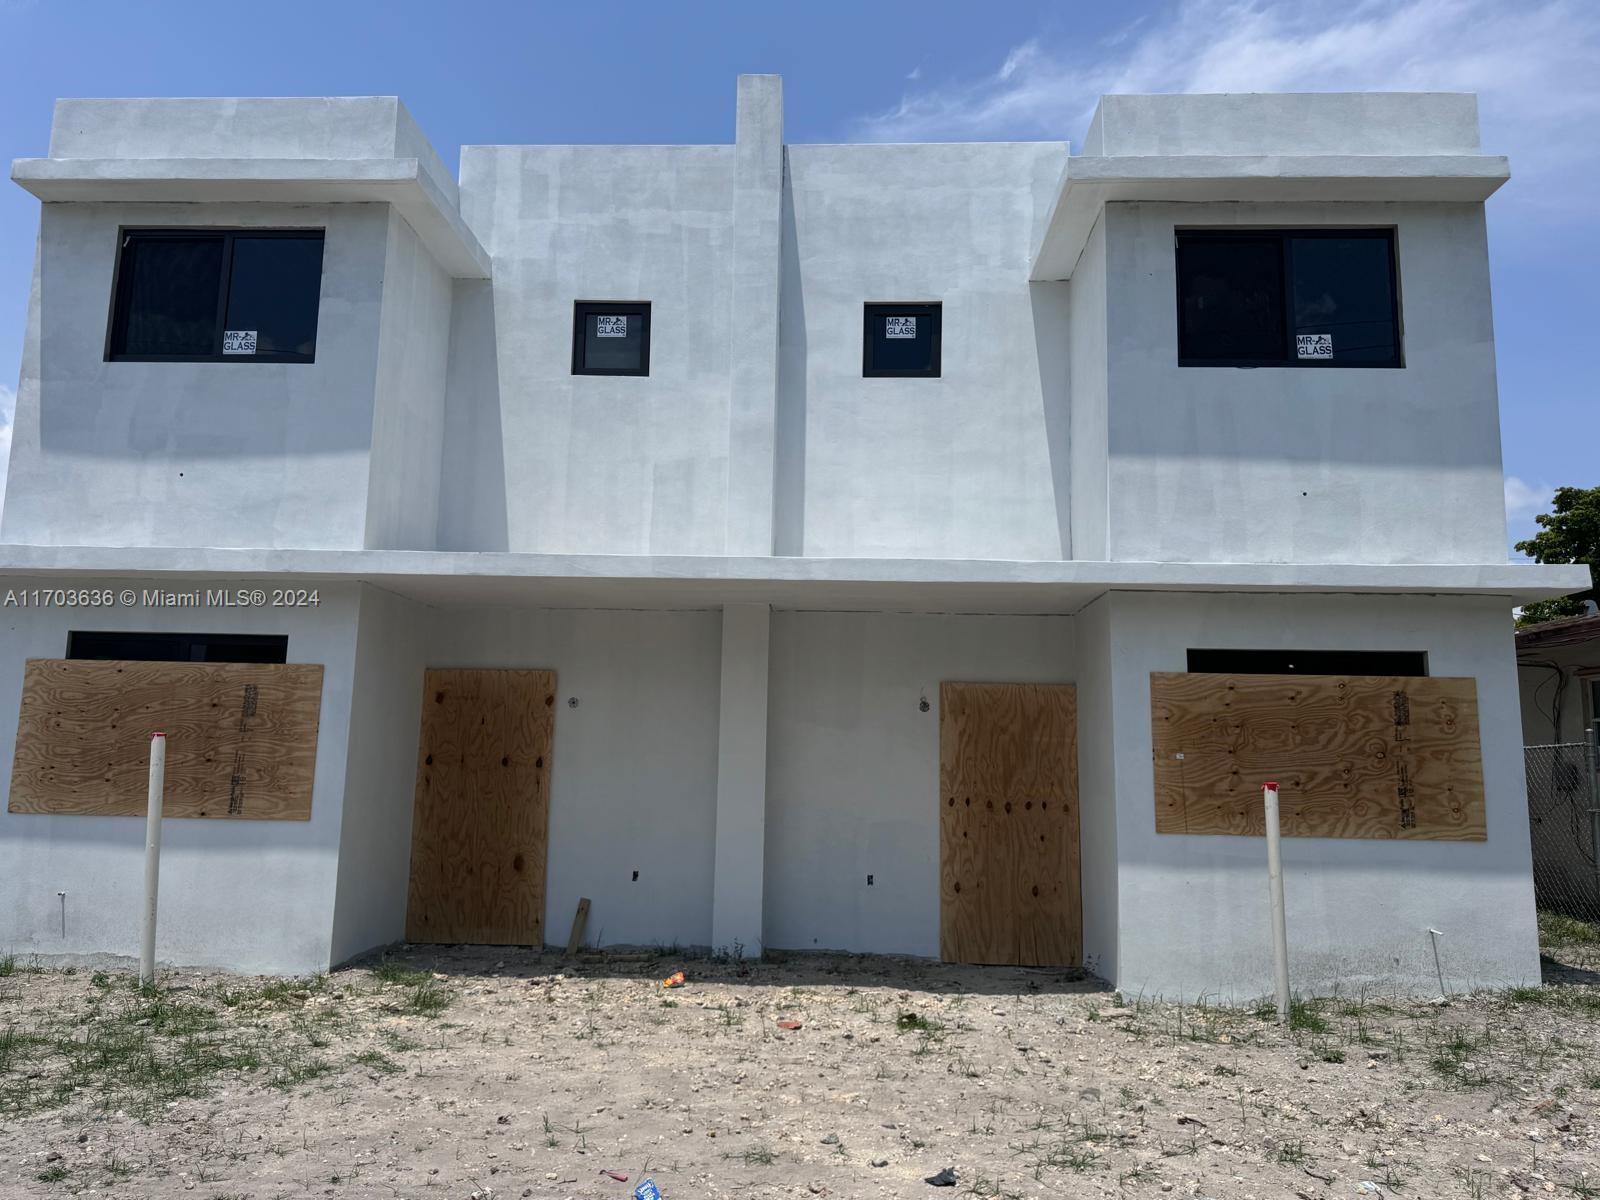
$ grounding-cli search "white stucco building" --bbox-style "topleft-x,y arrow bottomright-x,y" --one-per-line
0,77 -> 1584,995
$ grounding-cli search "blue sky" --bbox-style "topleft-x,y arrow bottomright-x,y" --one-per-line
0,0 -> 1594,554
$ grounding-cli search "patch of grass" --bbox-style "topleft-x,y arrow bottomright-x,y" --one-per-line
372,961 -> 431,988
394,980 -> 452,1018
36,1163 -> 69,1183
896,1011 -> 941,1034
353,1049 -> 402,1076
1539,911 -> 1600,949
0,955 -> 14,978
1274,1140 -> 1309,1165
266,1047 -> 332,1091
727,1142 -> 777,1166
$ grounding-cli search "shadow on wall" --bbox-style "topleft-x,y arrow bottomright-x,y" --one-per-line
773,174 -> 807,558
1032,281 -> 1073,559
437,279 -> 510,551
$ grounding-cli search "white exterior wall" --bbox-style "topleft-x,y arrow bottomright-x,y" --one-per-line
764,611 -> 1076,957
1,202 -> 391,550
443,145 -> 740,556
1103,200 -> 1508,565
425,607 -> 723,949
329,586 -> 428,964
0,580 -> 361,975
1517,644 -> 1597,747
365,211 -> 453,550
777,143 -> 1070,560
1099,591 -> 1539,998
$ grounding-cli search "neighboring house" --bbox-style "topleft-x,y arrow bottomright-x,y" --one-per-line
1517,612 -> 1600,920
0,78 -> 1584,995
1518,612 -> 1600,748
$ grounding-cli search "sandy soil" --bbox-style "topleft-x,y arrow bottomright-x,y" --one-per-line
2,944 -> 1598,1199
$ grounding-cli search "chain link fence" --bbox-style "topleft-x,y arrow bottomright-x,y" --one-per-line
1525,741 -> 1600,921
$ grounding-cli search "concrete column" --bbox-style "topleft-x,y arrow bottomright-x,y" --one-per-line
711,603 -> 771,957
724,75 -> 784,556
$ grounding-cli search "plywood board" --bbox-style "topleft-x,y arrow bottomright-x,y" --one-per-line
939,682 -> 1081,967
405,669 -> 554,946
1150,672 -> 1485,840
8,658 -> 322,820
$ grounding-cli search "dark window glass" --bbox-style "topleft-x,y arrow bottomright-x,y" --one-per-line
67,631 -> 288,664
108,229 -> 324,361
1176,236 -> 1284,364
572,302 -> 651,376
1176,229 -> 1401,368
1289,236 -> 1400,366
863,302 -> 941,377
225,236 -> 325,357
1186,648 -> 1427,676
112,236 -> 226,357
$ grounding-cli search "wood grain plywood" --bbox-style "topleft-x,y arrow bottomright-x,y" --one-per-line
939,682 -> 1081,967
405,669 -> 555,946
1150,672 -> 1485,840
8,658 -> 322,820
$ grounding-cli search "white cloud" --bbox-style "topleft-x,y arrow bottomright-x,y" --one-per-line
852,0 -> 1600,218
1505,474 -> 1553,556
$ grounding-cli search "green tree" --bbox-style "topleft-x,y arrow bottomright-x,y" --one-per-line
1515,484 -> 1600,626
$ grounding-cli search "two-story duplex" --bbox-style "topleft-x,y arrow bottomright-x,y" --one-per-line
0,76 -> 1584,995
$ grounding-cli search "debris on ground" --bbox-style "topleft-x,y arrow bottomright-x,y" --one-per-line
0,929 -> 1597,1197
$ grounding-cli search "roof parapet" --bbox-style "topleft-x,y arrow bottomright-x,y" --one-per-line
1032,92 -> 1507,281
14,96 -> 488,278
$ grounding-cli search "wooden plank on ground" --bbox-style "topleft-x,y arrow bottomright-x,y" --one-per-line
405,668 -> 554,946
8,658 -> 322,820
939,682 -> 1081,967
565,897 -> 591,957
1150,672 -> 1485,840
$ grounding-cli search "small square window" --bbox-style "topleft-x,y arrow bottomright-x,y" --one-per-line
1176,229 -> 1401,368
572,301 -> 651,376
108,229 -> 324,362
863,302 -> 941,377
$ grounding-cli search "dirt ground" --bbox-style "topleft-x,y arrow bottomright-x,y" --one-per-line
3,927 -> 1599,1200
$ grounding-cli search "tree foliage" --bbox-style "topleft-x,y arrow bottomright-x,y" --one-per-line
1514,484 -> 1600,626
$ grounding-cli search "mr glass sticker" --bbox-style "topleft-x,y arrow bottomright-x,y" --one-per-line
1296,333 -> 1333,360
222,330 -> 258,355
596,315 -> 628,338
884,316 -> 917,339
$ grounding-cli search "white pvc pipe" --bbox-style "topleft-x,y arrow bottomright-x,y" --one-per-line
139,732 -> 166,988
1263,781 -> 1291,1024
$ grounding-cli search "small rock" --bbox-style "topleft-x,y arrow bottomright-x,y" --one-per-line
821,1132 -> 840,1145
926,1167 -> 958,1187
871,1158 -> 888,1168
76,1133 -> 88,1144
45,1152 -> 61,1162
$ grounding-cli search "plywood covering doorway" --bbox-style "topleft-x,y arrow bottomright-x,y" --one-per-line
939,682 -> 1081,967
405,669 -> 555,946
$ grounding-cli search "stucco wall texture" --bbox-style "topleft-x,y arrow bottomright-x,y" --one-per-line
2,81 -> 1517,568
0,79 -> 1566,997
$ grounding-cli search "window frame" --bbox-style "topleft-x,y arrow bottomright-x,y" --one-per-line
1185,648 -> 1429,677
67,630 -> 289,664
1174,227 -> 1403,370
862,301 -> 943,379
105,227 -> 326,364
571,300 -> 653,377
